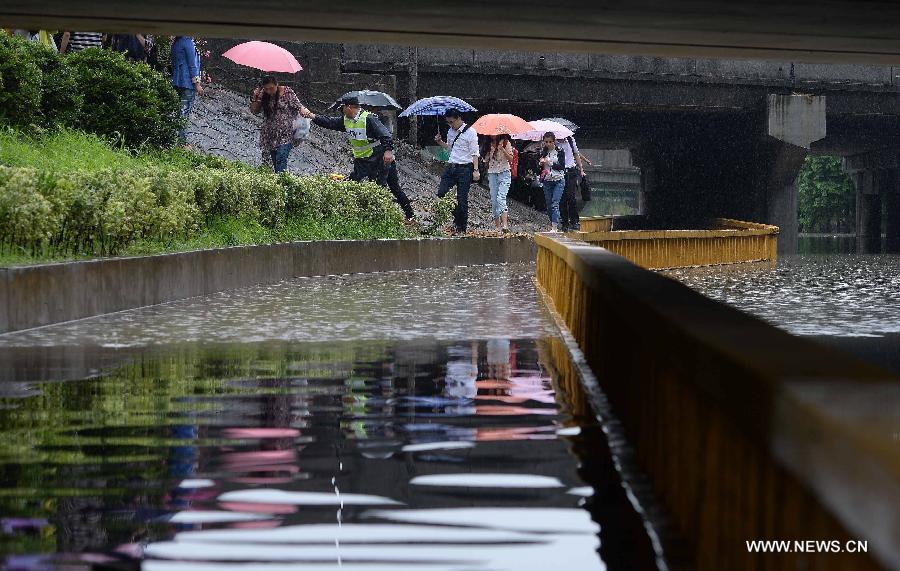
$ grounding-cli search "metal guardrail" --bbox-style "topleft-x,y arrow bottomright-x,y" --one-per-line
576,216 -> 779,269
534,233 -> 899,571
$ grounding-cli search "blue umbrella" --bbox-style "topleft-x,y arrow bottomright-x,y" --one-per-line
399,96 -> 477,117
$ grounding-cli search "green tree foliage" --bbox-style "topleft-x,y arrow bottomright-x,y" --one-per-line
798,155 -> 856,233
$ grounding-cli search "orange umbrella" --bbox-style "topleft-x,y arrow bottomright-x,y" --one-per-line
471,113 -> 533,136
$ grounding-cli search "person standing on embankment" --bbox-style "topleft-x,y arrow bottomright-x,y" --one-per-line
300,96 -> 416,224
170,35 -> 203,146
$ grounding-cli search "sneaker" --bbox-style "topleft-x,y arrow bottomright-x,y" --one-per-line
559,223 -> 569,233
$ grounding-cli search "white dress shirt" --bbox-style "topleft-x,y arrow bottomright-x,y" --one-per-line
446,123 -> 480,165
560,136 -> 580,169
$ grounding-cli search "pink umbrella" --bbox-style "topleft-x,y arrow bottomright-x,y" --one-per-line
513,119 -> 575,141
222,41 -> 303,73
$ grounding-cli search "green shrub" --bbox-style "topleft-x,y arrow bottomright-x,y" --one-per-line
0,129 -> 408,264
66,48 -> 182,148
20,40 -> 83,127
0,33 -> 43,128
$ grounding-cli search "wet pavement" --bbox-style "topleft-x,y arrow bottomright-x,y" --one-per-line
0,264 -> 657,570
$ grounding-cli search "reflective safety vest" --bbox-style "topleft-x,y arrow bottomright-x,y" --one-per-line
344,111 -> 378,159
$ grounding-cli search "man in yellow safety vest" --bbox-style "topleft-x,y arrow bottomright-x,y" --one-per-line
301,95 -> 415,224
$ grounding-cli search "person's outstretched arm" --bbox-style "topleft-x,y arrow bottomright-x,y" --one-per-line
301,106 -> 346,132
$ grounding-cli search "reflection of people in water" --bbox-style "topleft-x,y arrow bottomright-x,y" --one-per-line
485,338 -> 511,382
444,341 -> 478,400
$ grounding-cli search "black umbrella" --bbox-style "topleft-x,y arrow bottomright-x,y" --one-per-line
539,117 -> 579,133
328,89 -> 403,111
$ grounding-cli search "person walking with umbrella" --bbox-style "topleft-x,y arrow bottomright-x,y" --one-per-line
300,95 -> 415,224
538,132 -> 567,232
434,109 -> 480,235
249,75 -> 305,173
470,113 -> 532,233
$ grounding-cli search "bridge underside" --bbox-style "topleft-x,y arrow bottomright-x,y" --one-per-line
8,1 -> 900,64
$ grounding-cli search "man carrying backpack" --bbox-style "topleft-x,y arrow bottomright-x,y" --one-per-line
434,109 -> 480,235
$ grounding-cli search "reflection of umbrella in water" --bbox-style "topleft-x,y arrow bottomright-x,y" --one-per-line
539,117 -> 579,132
327,89 -> 402,111
399,95 -> 477,117
222,41 -> 303,73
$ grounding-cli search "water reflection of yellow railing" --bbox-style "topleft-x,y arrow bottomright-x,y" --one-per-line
535,233 -> 899,571
576,216 -> 778,269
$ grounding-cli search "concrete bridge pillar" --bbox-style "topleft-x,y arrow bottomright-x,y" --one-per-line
883,170 -> 900,253
761,94 -> 827,255
853,170 -> 883,253
759,141 -> 807,255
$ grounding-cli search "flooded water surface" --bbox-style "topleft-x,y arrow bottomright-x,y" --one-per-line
664,253 -> 900,373
0,264 -> 655,570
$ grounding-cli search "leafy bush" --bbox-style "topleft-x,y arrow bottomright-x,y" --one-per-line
19,40 -> 83,127
66,48 -> 182,148
0,129 -> 407,262
0,33 -> 43,128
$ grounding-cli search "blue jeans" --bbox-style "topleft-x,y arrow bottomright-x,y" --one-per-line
543,178 -> 565,224
438,164 -> 473,232
270,143 -> 292,173
176,86 -> 196,144
487,170 -> 511,220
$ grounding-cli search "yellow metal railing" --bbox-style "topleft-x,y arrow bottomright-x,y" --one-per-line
535,233 -> 899,571
575,216 -> 779,269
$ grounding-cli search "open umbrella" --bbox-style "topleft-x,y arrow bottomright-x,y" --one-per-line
513,119 -> 575,141
327,90 -> 402,111
471,114 -> 533,136
222,41 -> 303,73
540,117 -> 579,133
399,96 -> 476,117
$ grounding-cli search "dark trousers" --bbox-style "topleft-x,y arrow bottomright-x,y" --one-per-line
437,164 -> 473,232
350,154 -> 415,220
561,167 -> 582,227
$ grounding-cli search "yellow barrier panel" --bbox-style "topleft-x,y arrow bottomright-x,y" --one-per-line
576,217 -> 779,269
535,233 -> 899,571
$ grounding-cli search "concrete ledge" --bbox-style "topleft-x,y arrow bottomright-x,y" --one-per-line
535,233 -> 899,571
0,237 -> 535,334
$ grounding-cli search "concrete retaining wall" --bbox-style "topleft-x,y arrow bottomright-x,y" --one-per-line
0,237 -> 536,334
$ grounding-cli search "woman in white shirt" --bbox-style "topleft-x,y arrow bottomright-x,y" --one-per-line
482,134 -> 514,232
